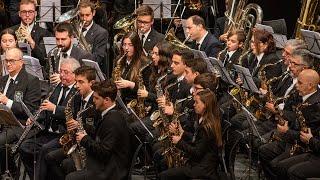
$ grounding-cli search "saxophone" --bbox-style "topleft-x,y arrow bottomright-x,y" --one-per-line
112,52 -> 128,82
127,61 -> 152,119
67,104 -> 94,171
290,102 -> 311,156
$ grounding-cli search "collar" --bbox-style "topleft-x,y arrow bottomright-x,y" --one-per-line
83,91 -> 93,102
177,75 -> 185,82
197,31 -> 208,46
199,117 -> 203,124
227,50 -> 236,57
256,53 -> 264,63
65,45 -> 73,57
83,21 -> 94,36
8,73 -> 19,81
302,90 -> 317,103
141,28 -> 152,39
101,103 -> 116,117
20,22 -> 35,33
63,82 -> 75,89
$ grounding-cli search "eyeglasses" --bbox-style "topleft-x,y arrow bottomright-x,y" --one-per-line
60,70 -> 73,75
4,59 -> 21,64
137,19 -> 152,25
20,10 -> 35,15
289,61 -> 306,67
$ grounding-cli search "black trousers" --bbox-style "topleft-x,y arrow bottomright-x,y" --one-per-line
159,165 -> 218,180
45,148 -> 66,180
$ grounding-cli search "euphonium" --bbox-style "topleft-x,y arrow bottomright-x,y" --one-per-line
165,28 -> 191,50
74,20 -> 92,53
113,14 -> 136,53
48,46 -> 62,77
127,61 -> 152,118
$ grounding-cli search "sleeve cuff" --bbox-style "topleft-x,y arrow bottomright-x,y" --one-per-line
6,99 -> 13,109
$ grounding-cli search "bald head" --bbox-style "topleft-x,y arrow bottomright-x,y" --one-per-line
296,69 -> 319,96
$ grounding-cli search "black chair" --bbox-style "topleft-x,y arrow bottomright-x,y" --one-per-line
262,19 -> 288,36
223,130 -> 245,180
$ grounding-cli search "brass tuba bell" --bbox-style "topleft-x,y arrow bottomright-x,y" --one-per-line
165,28 -> 191,49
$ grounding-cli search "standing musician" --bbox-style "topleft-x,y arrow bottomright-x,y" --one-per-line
159,89 -> 222,179
10,0 -> 52,66
19,58 -> 79,179
78,0 -> 108,70
113,31 -> 151,105
49,22 -> 94,85
135,5 -> 165,55
39,66 -> 98,180
0,47 -> 41,174
185,15 -> 222,57
65,79 -> 131,180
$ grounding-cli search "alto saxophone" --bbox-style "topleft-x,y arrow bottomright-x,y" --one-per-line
127,61 -> 152,119
112,52 -> 128,82
68,104 -> 94,171
290,102 -> 311,156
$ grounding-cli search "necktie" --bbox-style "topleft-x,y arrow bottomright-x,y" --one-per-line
5,79 -> 15,96
81,99 -> 87,110
195,43 -> 200,50
251,57 -> 259,74
141,34 -> 145,46
62,53 -> 68,59
223,53 -> 229,66
82,27 -> 87,33
58,86 -> 69,105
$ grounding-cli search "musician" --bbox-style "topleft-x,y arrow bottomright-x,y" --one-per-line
19,58 -> 79,179
0,47 -> 41,174
276,69 -> 320,179
78,0 -> 108,69
0,28 -> 18,75
113,31 -> 151,105
186,15 -> 222,57
50,22 -> 94,85
10,0 -> 52,66
65,79 -> 131,180
159,89 -> 222,179
135,5 -> 165,54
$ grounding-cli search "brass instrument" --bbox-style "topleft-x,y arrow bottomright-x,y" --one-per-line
127,61 -> 152,118
165,28 -> 191,50
112,51 -> 128,81
67,104 -> 94,171
113,14 -> 136,53
295,0 -> 320,39
15,23 -> 30,43
184,0 -> 202,11
290,102 -> 311,156
48,46 -> 62,78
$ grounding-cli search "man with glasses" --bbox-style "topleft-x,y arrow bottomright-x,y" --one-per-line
19,58 -> 79,179
10,0 -> 52,67
0,47 -> 41,175
135,5 -> 164,54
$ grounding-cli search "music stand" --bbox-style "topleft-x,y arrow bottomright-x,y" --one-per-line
209,57 -> 238,87
0,105 -> 24,180
233,65 -> 260,94
300,29 -> 320,59
18,42 -> 32,56
23,55 -> 44,80
82,59 -> 106,82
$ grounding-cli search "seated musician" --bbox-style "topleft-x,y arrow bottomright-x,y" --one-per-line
0,47 -> 41,175
185,15 -> 222,57
159,89 -> 222,179
19,58 -> 79,179
259,67 -> 320,179
113,31 -> 151,106
38,66 -> 98,180
0,28 -> 18,76
65,79 -> 131,180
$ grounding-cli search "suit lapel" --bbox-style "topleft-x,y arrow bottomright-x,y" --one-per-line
6,69 -> 26,99
200,33 -> 209,51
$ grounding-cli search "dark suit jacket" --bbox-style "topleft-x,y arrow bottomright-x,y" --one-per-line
70,46 -> 93,63
143,28 -> 165,53
191,32 -> 222,58
218,49 -> 242,71
11,23 -> 52,66
241,52 -> 282,87
80,106 -> 131,180
37,83 -> 77,133
167,77 -> 191,104
85,22 -> 108,65
0,67 -> 41,123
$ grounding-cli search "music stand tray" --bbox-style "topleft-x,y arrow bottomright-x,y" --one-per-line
0,105 -> 24,128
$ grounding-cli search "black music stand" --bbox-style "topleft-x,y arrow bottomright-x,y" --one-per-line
233,65 -> 260,94
0,105 -> 23,180
210,57 -> 238,86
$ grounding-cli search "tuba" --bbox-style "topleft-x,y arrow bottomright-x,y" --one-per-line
113,14 -> 136,53
165,28 -> 191,50
295,0 -> 320,39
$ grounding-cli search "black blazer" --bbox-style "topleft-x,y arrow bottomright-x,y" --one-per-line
11,23 -> 52,66
0,67 -> 41,123
80,106 -> 131,180
176,123 -> 219,178
167,77 -> 192,104
143,28 -> 165,53
85,22 -> 108,65
191,32 -> 222,58
218,49 -> 242,71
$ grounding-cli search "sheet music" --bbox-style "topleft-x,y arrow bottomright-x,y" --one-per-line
43,37 -> 57,54
82,59 -> 106,82
23,55 -> 44,80
300,29 -> 320,55
209,57 -> 238,86
233,65 -> 260,94
18,42 -> 32,56
143,0 -> 172,19
39,0 -> 61,22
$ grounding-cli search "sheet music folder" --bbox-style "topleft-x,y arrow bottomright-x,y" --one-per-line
233,65 -> 260,94
300,29 -> 320,58
209,57 -> 238,87
0,105 -> 24,128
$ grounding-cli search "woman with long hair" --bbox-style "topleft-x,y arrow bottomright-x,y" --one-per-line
113,31 -> 151,104
0,28 -> 18,76
137,41 -> 172,111
159,89 -> 222,179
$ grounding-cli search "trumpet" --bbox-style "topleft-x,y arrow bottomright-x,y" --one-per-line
16,23 -> 30,43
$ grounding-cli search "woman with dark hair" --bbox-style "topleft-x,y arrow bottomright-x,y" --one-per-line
137,41 -> 172,111
0,28 -> 18,54
113,31 -> 151,105
159,89 -> 222,179
239,28 -> 282,87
